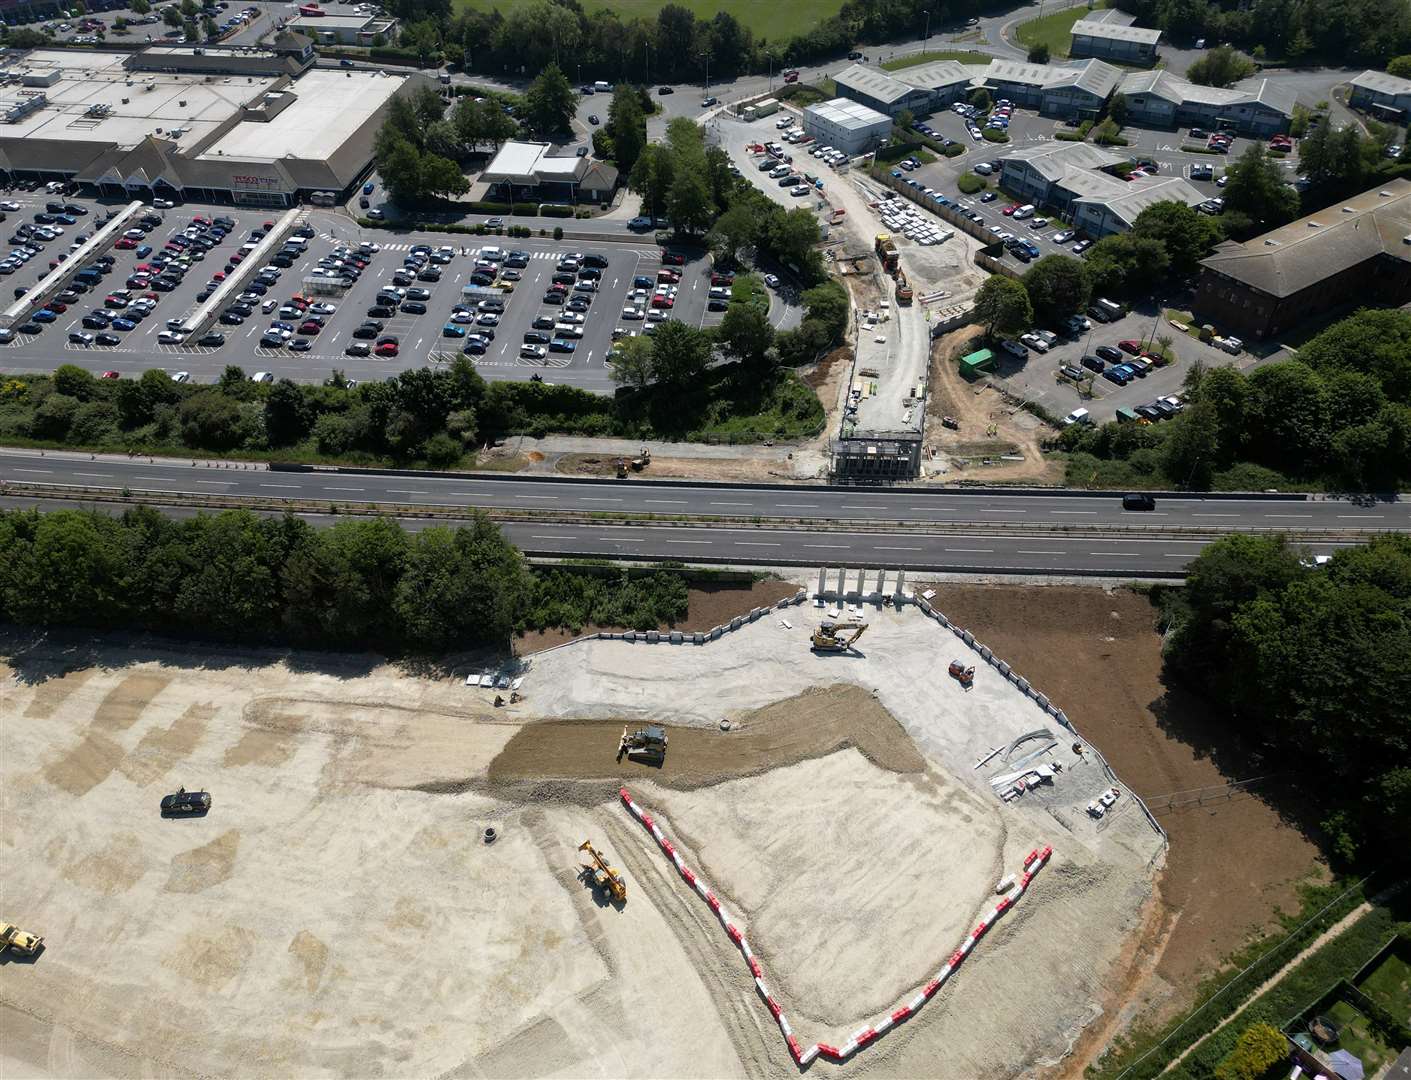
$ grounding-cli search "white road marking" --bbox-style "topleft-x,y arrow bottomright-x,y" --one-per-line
530,534 -> 575,539
388,489 -> 430,495
666,539 -> 711,544
259,483 -> 299,489
1019,550 -> 1064,555
12,468 -> 52,473
513,494 -> 557,500
580,497 -> 621,502
1050,510 -> 1095,515
1338,514 -> 1384,519
324,486 -> 365,492
946,547 -> 994,553
645,499 -> 687,504
735,542 -> 781,547
779,502 -> 818,508
710,501 -> 753,506
73,472 -> 113,478
875,545 -> 922,551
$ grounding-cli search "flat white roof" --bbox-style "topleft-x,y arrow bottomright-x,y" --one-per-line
198,68 -> 403,162
483,140 -> 551,181
288,14 -> 376,29
0,50 -> 275,149
805,97 -> 892,129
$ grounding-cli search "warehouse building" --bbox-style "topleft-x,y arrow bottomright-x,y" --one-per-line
287,12 -> 399,46
802,97 -> 892,155
982,58 -> 1121,120
832,64 -> 938,117
480,140 -> 619,204
128,33 -> 316,78
1116,70 -> 1293,135
0,47 -> 421,206
1070,10 -> 1161,64
1195,179 -> 1411,339
1349,70 -> 1411,120
998,140 -> 1202,237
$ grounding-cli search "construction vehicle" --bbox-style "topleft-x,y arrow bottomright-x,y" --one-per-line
874,233 -> 899,273
578,841 -> 627,903
948,659 -> 976,686
895,268 -> 913,305
618,724 -> 668,764
613,446 -> 651,479
811,620 -> 868,652
1,922 -> 44,957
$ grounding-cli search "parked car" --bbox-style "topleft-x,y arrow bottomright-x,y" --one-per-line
160,787 -> 211,815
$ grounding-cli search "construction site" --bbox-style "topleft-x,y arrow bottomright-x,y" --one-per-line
0,573 -> 1167,1079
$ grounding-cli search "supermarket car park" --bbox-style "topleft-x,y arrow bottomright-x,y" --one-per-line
0,194 -> 722,389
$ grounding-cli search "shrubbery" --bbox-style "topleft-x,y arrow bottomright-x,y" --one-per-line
957,172 -> 988,194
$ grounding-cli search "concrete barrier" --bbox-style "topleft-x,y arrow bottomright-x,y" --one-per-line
670,631 -> 683,644
647,631 -> 659,643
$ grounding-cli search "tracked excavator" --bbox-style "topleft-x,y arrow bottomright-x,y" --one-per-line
617,724 -> 668,764
811,620 -> 868,652
578,840 -> 627,903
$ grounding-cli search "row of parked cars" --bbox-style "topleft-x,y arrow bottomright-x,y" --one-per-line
519,249 -> 612,359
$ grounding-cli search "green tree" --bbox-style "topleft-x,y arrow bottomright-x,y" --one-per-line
392,518 -> 530,649
201,14 -> 217,38
182,17 -> 199,40
1026,42 -> 1050,64
179,393 -> 249,451
707,203 -> 759,265
378,134 -> 425,205
264,379 -> 311,446
763,207 -> 823,280
895,107 -> 915,130
629,144 -> 674,220
608,335 -> 655,389
1081,234 -> 1170,297
52,363 -> 96,401
1214,1023 -> 1289,1080
799,281 -> 849,342
1022,255 -> 1091,325
523,62 -> 576,135
131,0 -> 151,13
1131,200 -> 1223,275
1389,54 -> 1411,79
399,19 -> 442,66
1222,143 -> 1299,228
647,319 -> 712,386
667,166 -> 715,235
1162,399 -> 1220,488
1187,45 -> 1255,87
973,276 -> 1033,339
0,510 -> 124,625
421,153 -> 469,198
606,83 -> 647,172
179,0 -> 197,16
716,302 -> 775,370
1107,92 -> 1128,128
32,394 -> 79,441
280,518 -> 409,644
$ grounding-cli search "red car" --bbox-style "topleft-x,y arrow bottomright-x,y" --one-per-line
48,301 -> 66,313
711,271 -> 734,285
115,237 -> 137,250
229,252 -> 244,265
656,270 -> 680,283
192,215 -> 210,226
1002,203 -> 1021,216
1118,339 -> 1142,355
375,341 -> 399,357
661,251 -> 684,265
212,271 -> 226,281
298,320 -> 321,335
101,370 -> 120,379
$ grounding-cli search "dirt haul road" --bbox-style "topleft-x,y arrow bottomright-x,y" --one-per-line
1,604 -> 1160,1079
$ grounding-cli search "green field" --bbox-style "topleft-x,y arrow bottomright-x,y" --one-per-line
453,0 -> 845,42
880,49 -> 994,70
1356,949 -> 1411,1021
1014,1 -> 1106,59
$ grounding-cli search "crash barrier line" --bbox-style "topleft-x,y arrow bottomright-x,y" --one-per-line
915,594 -> 1168,850
619,787 -> 1052,1068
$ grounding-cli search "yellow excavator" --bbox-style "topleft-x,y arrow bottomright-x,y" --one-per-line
1,922 -> 43,956
578,840 -> 627,903
811,620 -> 868,652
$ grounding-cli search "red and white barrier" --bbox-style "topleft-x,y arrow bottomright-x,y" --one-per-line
619,787 -> 1053,1067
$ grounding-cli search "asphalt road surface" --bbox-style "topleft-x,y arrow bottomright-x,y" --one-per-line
4,449 -> 1404,533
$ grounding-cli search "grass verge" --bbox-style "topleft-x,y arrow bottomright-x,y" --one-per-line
880,49 -> 993,70
1013,0 -> 1106,59
453,0 -> 845,41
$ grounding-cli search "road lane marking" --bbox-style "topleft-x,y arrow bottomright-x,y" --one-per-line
580,497 -> 621,502
735,542 -> 780,547
260,483 -> 299,489
1338,514 -> 1384,519
530,534 -> 575,539
665,539 -> 710,544
1265,514 -> 1312,518
979,508 -> 1025,513
73,472 -> 113,478
11,468 -> 52,474
875,545 -> 921,551
388,489 -> 430,495
1192,513 -> 1238,518
1050,510 -> 1095,515
512,494 -> 558,500
946,548 -> 993,553
803,543 -> 847,548
325,486 -> 365,492
779,503 -> 818,508
1019,550 -> 1064,555
645,499 -> 687,504
710,501 -> 753,506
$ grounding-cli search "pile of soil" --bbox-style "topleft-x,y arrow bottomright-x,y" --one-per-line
486,684 -> 926,790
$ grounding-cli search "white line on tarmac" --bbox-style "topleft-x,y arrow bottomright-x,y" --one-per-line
388,489 -> 429,495
666,539 -> 710,544
260,483 -> 299,489
73,472 -> 112,478
324,486 -> 365,492
513,494 -> 557,500
736,542 -> 780,547
946,548 -> 994,553
1019,550 -> 1064,555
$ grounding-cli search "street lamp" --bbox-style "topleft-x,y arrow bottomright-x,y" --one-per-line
700,51 -> 711,94
923,9 -> 931,43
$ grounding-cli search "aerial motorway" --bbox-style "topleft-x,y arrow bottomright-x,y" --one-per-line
1,448 -> 1403,575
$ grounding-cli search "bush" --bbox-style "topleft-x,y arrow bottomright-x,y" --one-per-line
421,431 -> 464,468
553,225 -> 564,240
944,142 -> 966,157
981,128 -> 1010,143
1214,1023 -> 1295,1080
538,204 -> 574,217
957,172 -> 988,194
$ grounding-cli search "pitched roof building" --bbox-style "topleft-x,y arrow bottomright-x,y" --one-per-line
1117,70 -> 1294,135
1070,13 -> 1162,63
1195,178 -> 1411,337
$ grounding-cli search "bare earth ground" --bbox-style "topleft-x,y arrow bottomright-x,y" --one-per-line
926,583 -> 1327,1053
512,579 -> 801,654
0,601 -> 1162,1080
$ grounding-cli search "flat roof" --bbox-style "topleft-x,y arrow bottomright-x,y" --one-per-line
482,140 -> 550,182
1071,18 -> 1162,44
288,14 -> 375,29
198,68 -> 403,162
0,49 -> 275,150
805,97 -> 892,129
141,43 -> 278,58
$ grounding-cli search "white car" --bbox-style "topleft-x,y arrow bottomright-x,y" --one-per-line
158,330 -> 185,344
764,274 -> 780,287
0,201 -> 18,212
1053,230 -> 1076,244
310,302 -> 337,315
621,306 -> 644,320
170,370 -> 190,383
520,344 -> 548,360
647,309 -> 666,322
451,311 -> 475,324
1020,332 -> 1050,353
251,371 -> 274,384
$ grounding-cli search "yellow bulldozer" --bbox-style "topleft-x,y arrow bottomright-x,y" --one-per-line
1,922 -> 44,957
578,841 -> 627,903
614,447 -> 652,478
811,620 -> 868,652
617,724 -> 668,765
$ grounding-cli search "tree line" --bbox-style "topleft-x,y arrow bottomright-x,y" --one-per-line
0,507 -> 693,650
1058,308 -> 1411,491
1160,533 -> 1411,864
1112,0 -> 1411,67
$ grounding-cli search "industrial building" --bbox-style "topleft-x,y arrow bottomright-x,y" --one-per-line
802,98 -> 892,155
1116,70 -> 1294,136
1195,178 -> 1411,339
0,45 -> 421,206
480,140 -> 619,205
981,58 -> 1122,121
998,140 -> 1203,237
287,12 -> 399,46
1069,10 -> 1161,64
1349,69 -> 1411,120
832,61 -> 970,117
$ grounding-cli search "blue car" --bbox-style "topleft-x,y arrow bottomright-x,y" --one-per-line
111,317 -> 136,331
363,181 -> 374,195
549,338 -> 577,353
136,245 -> 152,258
442,323 -> 466,337
32,308 -> 56,322
462,339 -> 487,355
